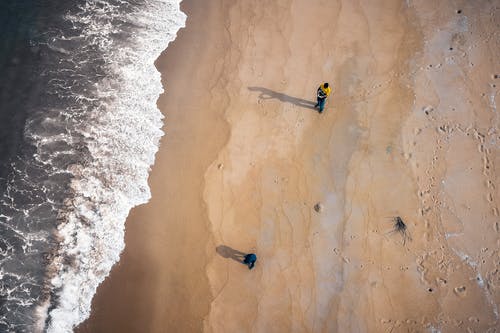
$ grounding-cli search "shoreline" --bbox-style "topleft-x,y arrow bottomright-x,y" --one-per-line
78,0 -> 499,332
76,0 -> 227,331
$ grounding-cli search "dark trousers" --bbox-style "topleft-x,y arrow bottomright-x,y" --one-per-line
316,97 -> 326,112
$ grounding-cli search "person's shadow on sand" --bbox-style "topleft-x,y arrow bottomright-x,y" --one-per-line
248,86 -> 317,111
216,245 -> 247,264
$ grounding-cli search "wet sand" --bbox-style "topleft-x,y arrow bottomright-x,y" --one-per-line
78,0 -> 499,332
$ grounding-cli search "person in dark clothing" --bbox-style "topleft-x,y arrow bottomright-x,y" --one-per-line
243,253 -> 257,270
314,82 -> 332,113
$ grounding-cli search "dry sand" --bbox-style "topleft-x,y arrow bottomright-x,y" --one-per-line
78,0 -> 499,332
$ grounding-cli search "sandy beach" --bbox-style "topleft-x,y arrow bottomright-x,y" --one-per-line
78,0 -> 499,332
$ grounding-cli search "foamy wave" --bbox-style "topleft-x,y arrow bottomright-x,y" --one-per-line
32,1 -> 186,331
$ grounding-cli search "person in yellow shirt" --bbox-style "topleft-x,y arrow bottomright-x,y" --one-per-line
315,82 -> 331,113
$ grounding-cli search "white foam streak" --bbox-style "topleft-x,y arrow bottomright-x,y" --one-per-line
39,1 -> 186,332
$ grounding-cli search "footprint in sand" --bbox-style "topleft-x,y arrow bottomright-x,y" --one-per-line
474,130 -> 485,143
453,285 -> 467,297
482,155 -> 489,166
474,131 -> 499,215
436,277 -> 447,285
438,124 -> 451,134
422,106 -> 434,115
486,269 -> 500,289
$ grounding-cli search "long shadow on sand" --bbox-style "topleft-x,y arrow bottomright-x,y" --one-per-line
248,86 -> 317,111
216,245 -> 247,264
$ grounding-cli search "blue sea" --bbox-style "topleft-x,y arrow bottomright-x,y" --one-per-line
0,0 -> 185,331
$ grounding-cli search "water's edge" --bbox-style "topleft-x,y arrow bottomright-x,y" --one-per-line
0,1 -> 186,332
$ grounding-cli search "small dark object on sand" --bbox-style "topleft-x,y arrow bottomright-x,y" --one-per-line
394,216 -> 406,231
390,216 -> 411,245
314,203 -> 323,213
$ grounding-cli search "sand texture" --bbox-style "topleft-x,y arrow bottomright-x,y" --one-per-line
78,0 -> 499,332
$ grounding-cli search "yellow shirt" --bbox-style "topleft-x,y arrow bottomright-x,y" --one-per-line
317,84 -> 331,99
320,84 -> 331,96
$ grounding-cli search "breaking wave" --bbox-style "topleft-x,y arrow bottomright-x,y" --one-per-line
0,0 -> 185,331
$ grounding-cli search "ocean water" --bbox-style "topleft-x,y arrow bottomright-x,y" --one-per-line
0,0 -> 185,331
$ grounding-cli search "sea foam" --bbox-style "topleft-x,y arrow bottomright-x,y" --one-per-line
29,1 -> 186,331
